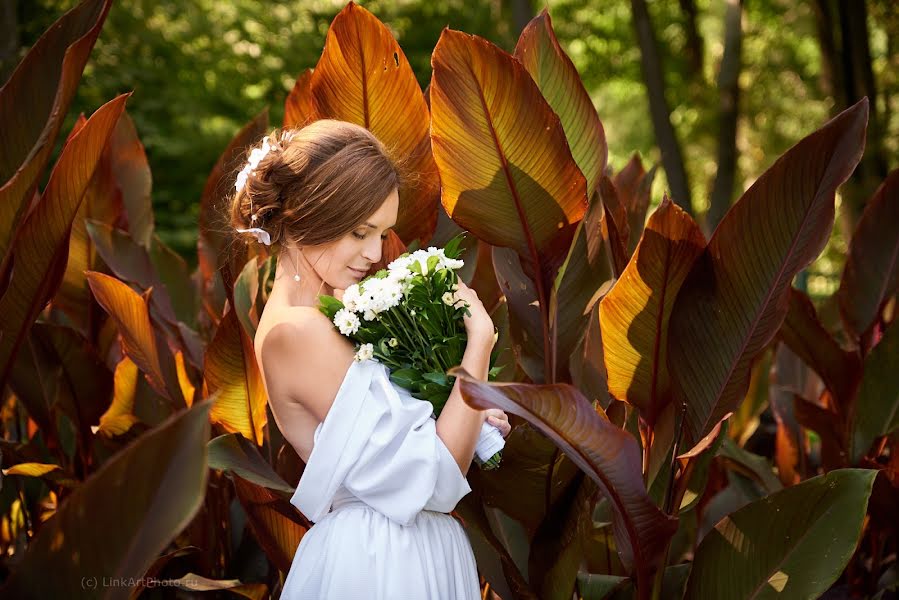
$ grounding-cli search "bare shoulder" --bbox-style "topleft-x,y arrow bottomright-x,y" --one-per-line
258,306 -> 355,423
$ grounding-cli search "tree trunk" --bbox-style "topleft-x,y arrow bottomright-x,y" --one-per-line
678,0 -> 704,78
835,0 -> 888,235
707,0 -> 743,232
508,0 -> 533,37
0,0 -> 17,84
630,0 -> 694,216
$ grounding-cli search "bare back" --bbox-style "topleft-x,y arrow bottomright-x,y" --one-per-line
254,305 -> 356,463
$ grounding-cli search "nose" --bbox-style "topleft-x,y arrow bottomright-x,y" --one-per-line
361,236 -> 382,264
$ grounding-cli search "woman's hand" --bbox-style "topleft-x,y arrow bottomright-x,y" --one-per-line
453,279 -> 495,344
484,408 -> 511,438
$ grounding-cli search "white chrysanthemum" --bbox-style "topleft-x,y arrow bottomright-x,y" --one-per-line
354,343 -> 374,362
342,285 -> 361,312
388,337 -> 398,347
363,309 -> 377,321
380,278 -> 404,309
441,291 -> 456,306
333,308 -> 360,336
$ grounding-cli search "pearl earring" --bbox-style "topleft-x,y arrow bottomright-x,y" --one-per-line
291,248 -> 301,282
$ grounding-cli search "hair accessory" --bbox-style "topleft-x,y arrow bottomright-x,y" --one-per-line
235,227 -> 271,245
234,130 -> 296,246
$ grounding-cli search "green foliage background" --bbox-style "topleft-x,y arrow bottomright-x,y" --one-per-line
7,0 -> 898,298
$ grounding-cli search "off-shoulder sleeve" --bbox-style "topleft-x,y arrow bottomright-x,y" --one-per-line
290,359 -> 472,526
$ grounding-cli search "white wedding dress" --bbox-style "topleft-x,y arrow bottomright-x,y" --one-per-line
280,358 -> 480,599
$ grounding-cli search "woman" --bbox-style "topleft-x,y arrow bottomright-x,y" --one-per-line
229,119 -> 512,599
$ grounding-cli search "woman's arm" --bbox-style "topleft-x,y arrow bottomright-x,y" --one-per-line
435,281 -> 496,477
435,331 -> 494,477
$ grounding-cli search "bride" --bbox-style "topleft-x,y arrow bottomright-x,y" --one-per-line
229,119 -> 512,599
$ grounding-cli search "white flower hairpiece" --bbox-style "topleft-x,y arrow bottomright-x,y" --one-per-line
234,130 -> 295,245
235,227 -> 271,245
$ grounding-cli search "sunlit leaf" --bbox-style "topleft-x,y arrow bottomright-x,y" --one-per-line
85,271 -> 183,405
431,27 -> 587,315
600,197 -> 705,427
514,10 -> 607,199
283,68 -> 314,129
307,2 -> 440,244
204,308 -> 267,446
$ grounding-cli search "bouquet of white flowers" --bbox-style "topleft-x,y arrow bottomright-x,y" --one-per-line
317,235 -> 506,470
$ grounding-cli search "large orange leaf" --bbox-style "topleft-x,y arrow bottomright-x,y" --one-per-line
837,167 -> 899,341
0,94 -> 128,386
86,271 -> 184,405
599,197 -> 705,427
0,398 -> 212,599
667,99 -> 868,448
450,369 -> 677,593
431,28 -> 587,299
52,111 -> 127,330
305,2 -> 440,244
515,9 -> 607,200
204,308 -> 267,446
0,0 -> 113,261
283,68 -> 314,128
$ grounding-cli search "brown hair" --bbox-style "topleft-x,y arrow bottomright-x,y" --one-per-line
229,119 -> 401,248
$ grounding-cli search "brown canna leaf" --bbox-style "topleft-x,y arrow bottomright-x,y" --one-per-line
0,398 -> 213,599
551,187 -> 615,385
0,0 -> 114,261
514,9 -> 607,199
778,287 -> 861,409
0,94 -> 129,387
837,167 -> 899,342
668,99 -> 868,448
613,154 -> 657,256
450,368 -> 678,592
232,475 -> 310,573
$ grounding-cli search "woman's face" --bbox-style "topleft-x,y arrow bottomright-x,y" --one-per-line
304,188 -> 399,290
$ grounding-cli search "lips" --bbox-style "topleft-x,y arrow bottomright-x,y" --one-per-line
348,266 -> 368,277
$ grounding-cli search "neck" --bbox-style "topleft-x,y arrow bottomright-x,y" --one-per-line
271,245 -> 336,308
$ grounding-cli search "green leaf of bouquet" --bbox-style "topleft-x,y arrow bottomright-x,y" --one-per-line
422,372 -> 449,386
685,468 -> 876,599
390,368 -> 422,388
316,294 -> 344,319
443,233 -> 467,259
